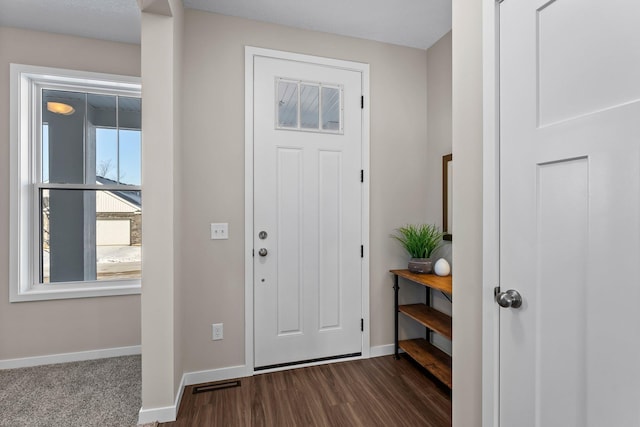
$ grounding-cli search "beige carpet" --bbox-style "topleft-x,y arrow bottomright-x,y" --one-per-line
0,355 -> 141,427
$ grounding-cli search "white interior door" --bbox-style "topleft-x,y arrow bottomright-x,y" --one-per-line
253,55 -> 363,369
499,1 -> 640,425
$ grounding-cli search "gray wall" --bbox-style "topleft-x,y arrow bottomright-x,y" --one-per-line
426,31 -> 453,232
179,10 -> 431,373
452,0 -> 484,424
0,26 -> 141,361
426,31 -> 453,355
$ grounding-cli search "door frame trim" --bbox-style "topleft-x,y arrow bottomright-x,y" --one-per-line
482,1 -> 501,426
244,46 -> 371,376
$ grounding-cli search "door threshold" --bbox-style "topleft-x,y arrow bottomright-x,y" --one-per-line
254,352 -> 362,374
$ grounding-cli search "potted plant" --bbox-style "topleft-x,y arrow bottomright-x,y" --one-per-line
392,224 -> 444,274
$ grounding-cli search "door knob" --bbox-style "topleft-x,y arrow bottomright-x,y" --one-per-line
496,289 -> 522,308
258,248 -> 268,257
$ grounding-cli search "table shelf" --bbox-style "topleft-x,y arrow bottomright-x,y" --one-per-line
399,338 -> 452,389
398,303 -> 452,340
390,269 -> 452,294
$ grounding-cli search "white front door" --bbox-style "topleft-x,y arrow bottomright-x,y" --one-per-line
499,1 -> 640,425
253,54 -> 364,369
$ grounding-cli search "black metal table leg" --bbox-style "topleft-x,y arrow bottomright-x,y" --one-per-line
426,286 -> 431,341
393,274 -> 400,360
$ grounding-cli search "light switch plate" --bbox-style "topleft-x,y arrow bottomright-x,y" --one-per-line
210,223 -> 229,240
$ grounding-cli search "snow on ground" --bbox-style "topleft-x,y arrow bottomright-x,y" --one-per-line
42,245 -> 141,267
42,246 -> 141,281
96,245 -> 141,263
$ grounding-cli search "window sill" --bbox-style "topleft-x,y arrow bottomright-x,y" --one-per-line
10,280 -> 141,302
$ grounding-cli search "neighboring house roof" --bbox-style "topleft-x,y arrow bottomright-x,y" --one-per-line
96,176 -> 142,211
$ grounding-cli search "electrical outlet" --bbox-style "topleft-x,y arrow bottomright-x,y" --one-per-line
210,223 -> 229,240
212,323 -> 223,341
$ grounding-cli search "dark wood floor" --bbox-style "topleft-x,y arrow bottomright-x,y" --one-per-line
161,355 -> 451,426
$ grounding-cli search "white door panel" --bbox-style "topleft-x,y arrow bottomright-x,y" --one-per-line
537,0 -> 640,126
253,56 -> 363,368
499,1 -> 640,425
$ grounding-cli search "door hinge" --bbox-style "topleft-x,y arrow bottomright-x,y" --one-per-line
361,245 -> 364,258
361,318 -> 364,332
360,169 -> 364,183
361,95 -> 364,109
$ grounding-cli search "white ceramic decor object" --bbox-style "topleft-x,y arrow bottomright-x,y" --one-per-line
434,258 -> 451,276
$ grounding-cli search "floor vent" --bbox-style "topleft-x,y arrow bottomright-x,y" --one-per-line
192,380 -> 241,394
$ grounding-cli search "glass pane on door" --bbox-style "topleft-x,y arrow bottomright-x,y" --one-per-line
278,81 -> 298,128
322,86 -> 340,131
300,84 -> 319,129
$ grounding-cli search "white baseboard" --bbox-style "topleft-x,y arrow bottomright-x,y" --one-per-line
137,371 -> 185,425
183,364 -> 249,386
0,345 -> 141,370
137,404 -> 176,425
174,373 -> 186,419
137,375 -> 184,425
369,344 -> 396,358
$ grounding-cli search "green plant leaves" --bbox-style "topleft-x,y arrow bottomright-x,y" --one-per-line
391,224 -> 444,258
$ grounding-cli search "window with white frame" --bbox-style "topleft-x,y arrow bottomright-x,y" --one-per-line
10,64 -> 142,301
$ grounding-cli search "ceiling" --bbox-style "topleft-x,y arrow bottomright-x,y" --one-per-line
0,0 -> 451,50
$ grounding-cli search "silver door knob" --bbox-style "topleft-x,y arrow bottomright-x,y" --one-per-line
496,289 -> 522,308
258,248 -> 268,257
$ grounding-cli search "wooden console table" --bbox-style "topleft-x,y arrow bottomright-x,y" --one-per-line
391,269 -> 452,389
